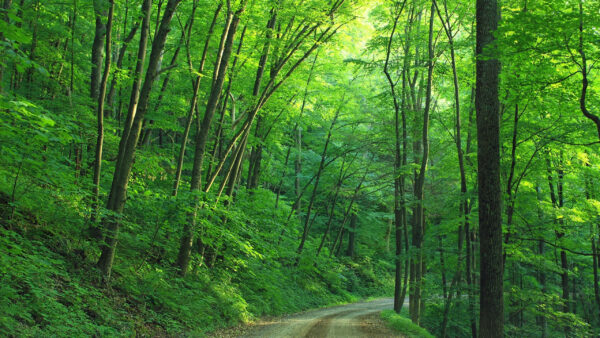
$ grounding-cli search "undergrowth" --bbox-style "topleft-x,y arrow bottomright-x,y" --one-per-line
0,184 -> 393,336
381,310 -> 435,338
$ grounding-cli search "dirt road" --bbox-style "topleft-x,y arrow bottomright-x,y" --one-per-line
239,298 -> 401,338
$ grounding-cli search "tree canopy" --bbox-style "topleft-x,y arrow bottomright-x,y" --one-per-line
0,0 -> 599,336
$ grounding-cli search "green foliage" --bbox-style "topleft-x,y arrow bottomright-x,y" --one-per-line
0,178 -> 392,335
381,310 -> 435,338
0,228 -> 123,336
2,0 -> 600,336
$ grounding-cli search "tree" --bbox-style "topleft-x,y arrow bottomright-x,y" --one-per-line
476,0 -> 503,335
91,0 -> 114,223
98,0 -> 183,281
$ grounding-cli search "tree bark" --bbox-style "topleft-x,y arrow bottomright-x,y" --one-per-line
141,1 -> 199,147
0,0 -> 13,93
330,167 -> 367,257
433,1 -> 468,334
409,3 -> 434,325
345,213 -> 357,258
176,2 -> 246,276
111,0 -> 151,179
382,0 -> 407,314
90,0 -> 107,100
546,155 -> 570,330
97,0 -> 183,281
297,105 -> 341,257
577,1 -> 600,141
316,156 -> 347,257
246,9 -> 278,190
91,0 -> 114,223
106,21 -> 139,113
476,0 -> 503,335
172,3 -> 222,196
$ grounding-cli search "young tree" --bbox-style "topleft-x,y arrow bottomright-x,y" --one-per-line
91,0 -> 114,222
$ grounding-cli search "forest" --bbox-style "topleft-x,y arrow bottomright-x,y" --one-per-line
0,0 -> 599,336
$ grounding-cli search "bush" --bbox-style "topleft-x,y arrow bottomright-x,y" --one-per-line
381,310 -> 434,338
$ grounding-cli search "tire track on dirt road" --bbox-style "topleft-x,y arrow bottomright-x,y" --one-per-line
240,298 -> 403,337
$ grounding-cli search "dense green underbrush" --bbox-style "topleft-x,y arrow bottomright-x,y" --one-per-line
0,93 -> 394,335
381,310 -> 434,338
0,182 -> 393,336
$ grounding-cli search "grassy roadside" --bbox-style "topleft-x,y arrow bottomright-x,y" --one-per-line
381,310 -> 434,338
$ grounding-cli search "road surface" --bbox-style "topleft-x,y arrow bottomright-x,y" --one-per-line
238,298 -> 402,338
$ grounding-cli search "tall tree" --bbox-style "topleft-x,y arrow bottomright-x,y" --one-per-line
90,0 -> 108,100
476,0 -> 503,335
409,2 -> 435,325
176,1 -> 247,276
98,0 -> 183,281
383,0 -> 408,314
91,0 -> 114,222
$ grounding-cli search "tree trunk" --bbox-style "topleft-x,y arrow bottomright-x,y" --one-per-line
141,1 -> 199,147
176,3 -> 246,276
245,9 -> 278,190
546,155 -> 570,323
409,3 -> 434,325
506,104 -> 520,327
465,83 -> 477,338
111,0 -> 151,178
345,213 -> 357,258
0,0 -> 12,93
91,0 -> 114,223
316,157 -> 347,257
97,0 -> 182,281
106,21 -> 139,112
172,3 -> 222,196
90,0 -> 107,100
433,2 -> 468,334
476,0 -> 503,335
330,168 -> 368,257
297,106 -> 341,257
383,0 -> 408,314
204,25 -> 247,190
577,1 -> 600,141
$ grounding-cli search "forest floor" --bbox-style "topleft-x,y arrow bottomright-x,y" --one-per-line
208,298 -> 404,337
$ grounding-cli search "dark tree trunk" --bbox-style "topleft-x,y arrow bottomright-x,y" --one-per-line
177,3 -> 246,276
97,0 -> 182,281
409,3 -> 434,325
546,155 -> 570,324
91,0 -> 114,224
245,9 -> 277,190
535,185 -> 548,337
330,168 -> 367,258
141,1 -> 199,147
382,0 -> 408,314
577,1 -> 600,141
112,0 -> 151,175
476,0 -> 503,335
505,104 -> 520,327
172,3 -> 222,196
345,213 -> 357,258
90,0 -> 107,100
205,24 -> 247,190
0,0 -> 12,92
